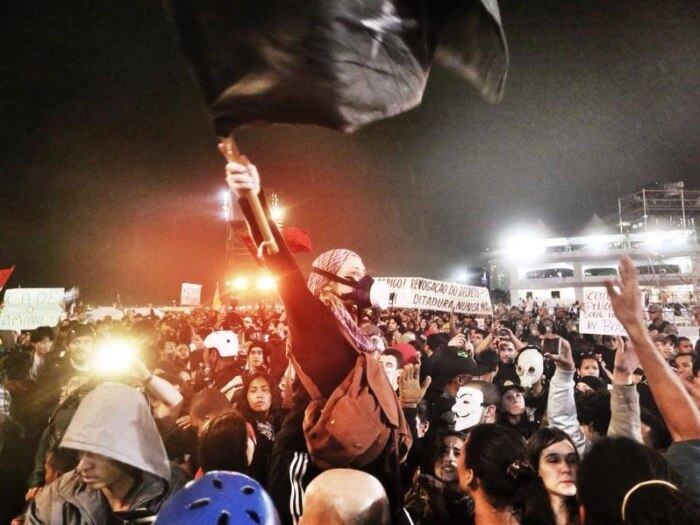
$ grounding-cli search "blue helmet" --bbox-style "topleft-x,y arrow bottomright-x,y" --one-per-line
155,471 -> 280,525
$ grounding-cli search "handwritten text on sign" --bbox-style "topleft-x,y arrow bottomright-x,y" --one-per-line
579,287 -> 634,337
0,288 -> 65,330
376,277 -> 492,315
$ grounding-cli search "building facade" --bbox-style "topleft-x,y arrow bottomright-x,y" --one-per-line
489,184 -> 700,309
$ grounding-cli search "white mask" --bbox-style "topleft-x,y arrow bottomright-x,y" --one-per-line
451,386 -> 484,431
516,348 -> 543,388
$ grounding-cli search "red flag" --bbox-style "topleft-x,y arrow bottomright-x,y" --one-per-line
240,227 -> 312,259
0,266 -> 15,290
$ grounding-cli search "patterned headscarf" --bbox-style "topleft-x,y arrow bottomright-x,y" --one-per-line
307,249 -> 373,353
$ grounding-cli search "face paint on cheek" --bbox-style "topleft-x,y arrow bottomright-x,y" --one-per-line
451,387 -> 484,432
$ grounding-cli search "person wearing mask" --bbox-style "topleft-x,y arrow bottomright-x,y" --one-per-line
450,380 -> 499,433
25,382 -> 187,524
224,153 -> 411,524
524,428 -> 579,525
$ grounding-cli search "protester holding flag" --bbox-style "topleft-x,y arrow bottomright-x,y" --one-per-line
224,154 -> 412,524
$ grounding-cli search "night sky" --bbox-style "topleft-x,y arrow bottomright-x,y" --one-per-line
1,0 -> 698,305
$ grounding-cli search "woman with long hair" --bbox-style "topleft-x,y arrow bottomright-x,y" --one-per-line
458,424 -> 541,525
237,372 -> 283,486
524,427 -> 579,525
404,431 -> 473,524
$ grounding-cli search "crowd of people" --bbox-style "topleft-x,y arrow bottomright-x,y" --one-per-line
1,156 -> 699,525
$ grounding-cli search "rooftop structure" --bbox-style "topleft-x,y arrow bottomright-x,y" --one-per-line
488,182 -> 700,313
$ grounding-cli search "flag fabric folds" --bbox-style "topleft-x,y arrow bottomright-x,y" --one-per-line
212,283 -> 223,311
165,0 -> 508,135
0,266 -> 15,291
240,227 -> 312,260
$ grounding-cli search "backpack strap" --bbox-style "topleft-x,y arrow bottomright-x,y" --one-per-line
288,352 -> 323,400
288,320 -> 362,401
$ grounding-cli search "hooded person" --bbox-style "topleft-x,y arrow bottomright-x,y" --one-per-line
224,154 -> 410,525
26,382 -> 187,524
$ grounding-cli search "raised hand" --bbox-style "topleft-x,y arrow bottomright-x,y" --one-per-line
224,157 -> 260,198
544,335 -> 574,372
604,256 -> 644,329
448,333 -> 467,348
612,336 -> 640,385
398,364 -> 431,407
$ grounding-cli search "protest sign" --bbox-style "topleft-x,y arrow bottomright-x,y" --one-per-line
579,287 -> 640,336
0,288 -> 65,330
180,283 -> 202,306
85,306 -> 124,322
376,277 -> 492,315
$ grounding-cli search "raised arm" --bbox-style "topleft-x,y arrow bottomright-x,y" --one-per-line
605,256 -> 700,441
545,336 -> 589,456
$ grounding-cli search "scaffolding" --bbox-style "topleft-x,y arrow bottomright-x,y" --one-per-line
618,185 -> 700,234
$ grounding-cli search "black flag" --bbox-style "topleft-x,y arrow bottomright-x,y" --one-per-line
165,0 -> 508,134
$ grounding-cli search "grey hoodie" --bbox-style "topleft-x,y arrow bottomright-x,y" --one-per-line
26,382 -> 187,524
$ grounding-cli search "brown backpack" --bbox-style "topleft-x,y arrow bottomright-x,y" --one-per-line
290,351 -> 412,470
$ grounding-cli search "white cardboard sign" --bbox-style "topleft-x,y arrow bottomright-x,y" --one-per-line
579,287 -> 634,336
180,283 -> 202,306
376,277 -> 492,315
0,288 -> 65,330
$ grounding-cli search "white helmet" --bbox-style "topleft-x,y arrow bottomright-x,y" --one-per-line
203,330 -> 239,357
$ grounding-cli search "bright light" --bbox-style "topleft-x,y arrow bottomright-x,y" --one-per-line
501,227 -> 544,261
221,190 -> 232,221
92,342 -> 135,374
585,234 -> 611,254
270,205 -> 284,222
642,231 -> 663,250
231,276 -> 249,291
256,274 -> 276,292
